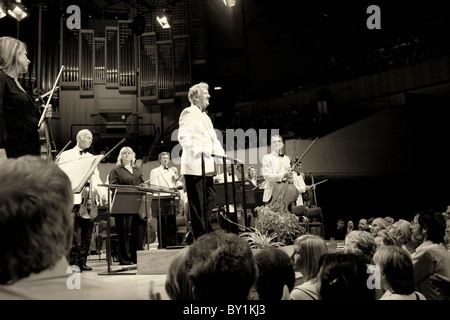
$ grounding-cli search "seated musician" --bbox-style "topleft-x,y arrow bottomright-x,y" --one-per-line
261,135 -> 299,207
57,129 -> 107,272
214,164 -> 239,184
291,160 -> 312,206
246,166 -> 264,189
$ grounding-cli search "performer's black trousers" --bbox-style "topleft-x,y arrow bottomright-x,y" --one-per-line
184,175 -> 216,240
69,206 -> 94,267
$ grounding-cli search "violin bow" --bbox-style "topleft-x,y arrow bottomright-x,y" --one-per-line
54,140 -> 72,162
38,65 -> 65,128
295,137 -> 318,165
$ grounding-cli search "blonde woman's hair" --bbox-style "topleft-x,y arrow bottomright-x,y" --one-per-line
116,146 -> 136,166
293,234 -> 328,281
0,36 -> 27,76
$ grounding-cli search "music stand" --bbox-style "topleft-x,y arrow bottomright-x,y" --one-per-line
215,181 -> 255,233
98,186 -> 152,275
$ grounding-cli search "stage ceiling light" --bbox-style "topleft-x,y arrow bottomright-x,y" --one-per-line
8,0 -> 28,21
157,9 -> 171,29
223,0 -> 236,7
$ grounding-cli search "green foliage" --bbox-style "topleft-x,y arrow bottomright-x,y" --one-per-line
240,227 -> 285,249
256,206 -> 306,245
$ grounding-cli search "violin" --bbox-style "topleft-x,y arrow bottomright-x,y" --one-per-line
37,65 -> 64,161
78,177 -> 99,220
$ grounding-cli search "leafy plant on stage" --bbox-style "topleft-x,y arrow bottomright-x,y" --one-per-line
241,206 -> 306,248
240,227 -> 285,249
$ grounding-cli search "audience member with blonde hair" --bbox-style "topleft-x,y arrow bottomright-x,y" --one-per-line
290,234 -> 328,300
344,230 -> 377,265
370,217 -> 390,239
386,219 -> 418,253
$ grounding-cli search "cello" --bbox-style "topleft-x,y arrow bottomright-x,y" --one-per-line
37,65 -> 64,161
266,138 -> 319,214
266,158 -> 300,214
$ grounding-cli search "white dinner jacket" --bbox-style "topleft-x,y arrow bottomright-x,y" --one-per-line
177,105 -> 225,176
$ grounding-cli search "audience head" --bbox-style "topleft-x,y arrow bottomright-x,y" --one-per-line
344,230 -> 377,265
369,217 -> 389,238
164,248 -> 193,300
252,248 -> 295,300
375,229 -> 397,248
336,218 -> 345,230
184,231 -> 258,300
411,209 -> 446,244
373,246 -> 415,295
0,156 -> 74,284
316,253 -> 376,300
387,219 -> 412,246
292,234 -> 328,281
384,216 -> 395,225
358,218 -> 369,231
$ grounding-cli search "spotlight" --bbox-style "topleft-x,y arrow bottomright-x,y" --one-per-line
8,0 -> 28,21
223,0 -> 236,6
156,9 -> 171,29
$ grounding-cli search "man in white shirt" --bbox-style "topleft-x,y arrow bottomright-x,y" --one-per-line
410,209 -> 450,300
261,135 -> 299,205
57,129 -> 107,271
178,82 -> 225,240
149,152 -> 185,247
149,151 -> 179,191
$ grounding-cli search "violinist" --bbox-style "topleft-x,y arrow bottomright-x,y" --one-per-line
291,160 -> 313,206
261,135 -> 297,204
0,36 -> 52,158
58,129 -> 107,271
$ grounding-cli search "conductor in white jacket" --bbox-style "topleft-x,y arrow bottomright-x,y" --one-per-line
177,82 -> 225,240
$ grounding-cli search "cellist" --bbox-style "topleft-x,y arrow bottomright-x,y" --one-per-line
261,135 -> 301,206
0,36 -> 52,158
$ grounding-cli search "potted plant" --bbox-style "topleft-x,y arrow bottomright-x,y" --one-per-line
255,206 -> 306,245
240,227 -> 285,249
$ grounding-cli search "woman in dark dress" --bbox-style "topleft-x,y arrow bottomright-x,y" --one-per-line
0,36 -> 51,158
108,146 -> 146,265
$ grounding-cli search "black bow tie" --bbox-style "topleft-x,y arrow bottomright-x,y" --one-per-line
164,167 -> 169,170
278,153 -> 284,157
79,149 -> 88,155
